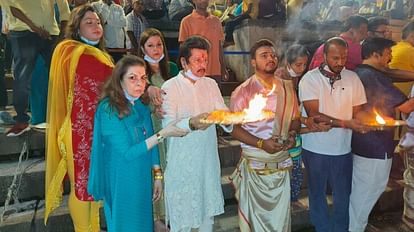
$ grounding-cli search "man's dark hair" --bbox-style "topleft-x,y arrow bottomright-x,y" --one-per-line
402,21 -> 414,40
368,16 -> 389,32
250,39 -> 275,59
323,37 -> 349,55
341,15 -> 369,32
177,36 -> 210,68
285,44 -> 309,64
361,37 -> 395,59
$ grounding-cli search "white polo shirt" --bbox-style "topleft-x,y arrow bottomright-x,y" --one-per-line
299,67 -> 367,156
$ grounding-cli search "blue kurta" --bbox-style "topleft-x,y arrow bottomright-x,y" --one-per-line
88,98 -> 159,232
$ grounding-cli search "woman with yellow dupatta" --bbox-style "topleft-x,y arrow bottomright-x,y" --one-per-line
44,4 -> 114,232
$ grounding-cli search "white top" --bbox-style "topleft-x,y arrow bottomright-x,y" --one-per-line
91,1 -> 126,48
299,68 -> 367,155
161,72 -> 229,231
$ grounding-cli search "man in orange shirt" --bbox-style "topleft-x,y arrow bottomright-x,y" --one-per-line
179,0 -> 227,85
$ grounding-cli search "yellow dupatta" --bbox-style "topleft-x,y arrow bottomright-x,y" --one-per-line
44,40 -> 114,223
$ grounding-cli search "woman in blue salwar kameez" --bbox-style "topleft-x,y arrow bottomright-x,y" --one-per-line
88,55 -> 187,232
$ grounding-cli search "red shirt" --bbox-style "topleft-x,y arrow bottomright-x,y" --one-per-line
309,35 -> 362,71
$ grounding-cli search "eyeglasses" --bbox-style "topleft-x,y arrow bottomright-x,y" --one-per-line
125,73 -> 148,85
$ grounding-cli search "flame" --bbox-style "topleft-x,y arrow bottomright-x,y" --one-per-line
243,85 -> 275,122
375,112 -> 386,125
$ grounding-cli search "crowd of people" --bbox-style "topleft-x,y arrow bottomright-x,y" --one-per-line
2,0 -> 414,232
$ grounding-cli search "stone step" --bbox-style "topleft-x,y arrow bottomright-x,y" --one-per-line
1,183 -> 403,232
0,194 -> 315,232
0,196 -> 79,232
0,158 -> 71,205
0,139 -> 239,204
0,129 -> 45,157
0,160 -> 405,231
0,153 -> 404,211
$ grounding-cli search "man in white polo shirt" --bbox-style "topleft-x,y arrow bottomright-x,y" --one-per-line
298,37 -> 369,232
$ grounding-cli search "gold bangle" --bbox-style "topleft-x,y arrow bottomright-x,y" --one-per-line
154,175 -> 163,180
256,139 -> 264,149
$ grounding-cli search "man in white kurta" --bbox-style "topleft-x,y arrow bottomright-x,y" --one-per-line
161,36 -> 231,232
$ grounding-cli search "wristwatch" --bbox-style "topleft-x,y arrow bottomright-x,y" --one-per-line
156,133 -> 164,143
189,119 -> 197,131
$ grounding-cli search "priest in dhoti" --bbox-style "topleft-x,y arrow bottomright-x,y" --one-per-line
229,39 -> 300,232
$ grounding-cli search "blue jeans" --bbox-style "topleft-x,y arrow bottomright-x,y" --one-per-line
8,30 -> 56,123
302,149 -> 353,232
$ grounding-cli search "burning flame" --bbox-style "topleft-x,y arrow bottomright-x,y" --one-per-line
243,85 -> 276,122
375,112 -> 386,125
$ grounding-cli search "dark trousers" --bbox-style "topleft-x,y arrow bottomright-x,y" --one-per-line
8,30 -> 57,123
224,13 -> 250,42
4,35 -> 12,71
0,33 -> 7,107
302,149 -> 353,232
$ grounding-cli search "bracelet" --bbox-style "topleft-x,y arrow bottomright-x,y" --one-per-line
156,133 -> 164,143
153,168 -> 163,180
256,139 -> 264,149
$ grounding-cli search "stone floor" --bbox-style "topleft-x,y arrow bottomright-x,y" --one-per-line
214,199 -> 404,232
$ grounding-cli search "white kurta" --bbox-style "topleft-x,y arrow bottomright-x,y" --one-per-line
161,72 -> 228,231
91,1 -> 126,48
